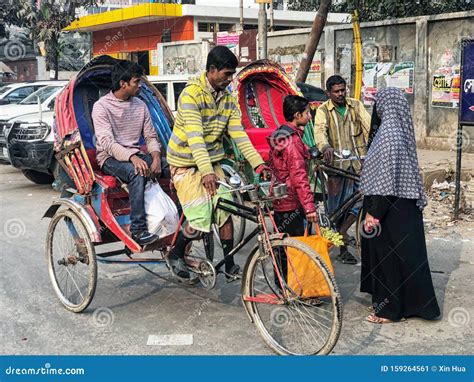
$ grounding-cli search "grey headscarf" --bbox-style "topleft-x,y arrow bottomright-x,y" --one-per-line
361,87 -> 427,209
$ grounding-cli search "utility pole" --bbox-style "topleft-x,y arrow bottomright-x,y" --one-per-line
256,0 -> 270,59
269,1 -> 274,32
239,0 -> 244,32
295,0 -> 331,83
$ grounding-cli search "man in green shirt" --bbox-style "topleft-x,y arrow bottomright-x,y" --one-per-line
314,75 -> 371,264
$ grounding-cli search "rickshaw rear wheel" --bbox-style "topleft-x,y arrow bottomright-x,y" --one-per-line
46,209 -> 97,313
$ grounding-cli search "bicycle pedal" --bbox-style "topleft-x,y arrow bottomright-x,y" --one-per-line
226,276 -> 239,284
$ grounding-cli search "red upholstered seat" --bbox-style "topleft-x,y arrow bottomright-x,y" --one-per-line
245,127 -> 275,162
95,173 -> 117,189
86,149 -> 117,188
238,80 -> 290,162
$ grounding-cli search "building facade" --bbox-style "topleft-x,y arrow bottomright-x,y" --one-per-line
66,2 -> 349,75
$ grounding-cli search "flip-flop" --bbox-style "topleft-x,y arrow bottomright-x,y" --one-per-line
366,313 -> 406,324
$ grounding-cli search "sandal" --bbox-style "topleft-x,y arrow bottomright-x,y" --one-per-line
366,313 -> 406,324
336,248 -> 358,264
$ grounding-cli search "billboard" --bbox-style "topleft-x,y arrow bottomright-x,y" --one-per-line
459,39 -> 474,125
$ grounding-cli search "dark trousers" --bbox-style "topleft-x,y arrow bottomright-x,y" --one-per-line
102,153 -> 153,234
273,209 -> 305,288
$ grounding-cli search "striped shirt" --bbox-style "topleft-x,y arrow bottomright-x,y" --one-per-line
92,91 -> 161,168
167,71 -> 264,175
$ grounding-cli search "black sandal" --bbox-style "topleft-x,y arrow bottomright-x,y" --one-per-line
336,247 -> 358,264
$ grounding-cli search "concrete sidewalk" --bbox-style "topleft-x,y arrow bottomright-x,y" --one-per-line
418,149 -> 474,173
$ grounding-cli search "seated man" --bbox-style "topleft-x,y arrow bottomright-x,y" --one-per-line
167,46 -> 271,279
92,61 -> 162,246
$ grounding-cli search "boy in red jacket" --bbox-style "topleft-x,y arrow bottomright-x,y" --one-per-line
268,95 -> 317,286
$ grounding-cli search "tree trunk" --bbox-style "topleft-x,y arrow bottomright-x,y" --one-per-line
295,0 -> 331,83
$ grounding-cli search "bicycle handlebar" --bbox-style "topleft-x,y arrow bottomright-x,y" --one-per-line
216,180 -> 271,193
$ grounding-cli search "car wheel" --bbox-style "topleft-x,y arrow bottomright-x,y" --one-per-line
22,169 -> 54,184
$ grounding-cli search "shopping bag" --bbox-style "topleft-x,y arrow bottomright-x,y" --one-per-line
287,226 -> 334,298
144,181 -> 179,238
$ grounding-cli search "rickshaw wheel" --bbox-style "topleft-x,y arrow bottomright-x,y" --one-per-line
241,238 -> 342,355
46,209 -> 97,313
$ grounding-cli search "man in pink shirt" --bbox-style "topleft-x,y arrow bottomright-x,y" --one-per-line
92,61 -> 161,245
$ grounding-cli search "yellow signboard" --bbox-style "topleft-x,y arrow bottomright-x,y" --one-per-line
255,0 -> 272,3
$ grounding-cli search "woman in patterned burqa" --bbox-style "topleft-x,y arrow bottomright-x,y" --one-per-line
360,87 -> 440,324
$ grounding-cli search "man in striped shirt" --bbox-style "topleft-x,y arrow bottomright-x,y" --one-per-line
92,61 -> 161,246
167,46 -> 271,280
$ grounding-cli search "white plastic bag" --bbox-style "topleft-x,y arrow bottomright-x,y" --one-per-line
144,181 -> 179,238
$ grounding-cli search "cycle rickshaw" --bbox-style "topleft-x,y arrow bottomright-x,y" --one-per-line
231,59 -> 362,258
43,55 -> 342,355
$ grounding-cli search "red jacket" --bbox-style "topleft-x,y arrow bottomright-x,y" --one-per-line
268,124 -> 316,214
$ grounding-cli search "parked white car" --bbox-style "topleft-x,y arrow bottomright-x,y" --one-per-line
0,81 -> 65,105
0,82 -> 66,164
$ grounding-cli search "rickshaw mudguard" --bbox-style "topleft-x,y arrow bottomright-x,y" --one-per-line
43,199 -> 102,243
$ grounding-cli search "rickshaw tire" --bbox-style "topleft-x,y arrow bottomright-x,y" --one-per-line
46,209 -> 97,313
22,169 -> 54,185
241,238 -> 342,355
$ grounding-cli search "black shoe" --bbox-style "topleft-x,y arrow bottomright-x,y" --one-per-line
132,231 -> 158,246
225,264 -> 241,281
167,252 -> 190,279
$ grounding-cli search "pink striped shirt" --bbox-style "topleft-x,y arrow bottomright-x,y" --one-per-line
92,91 -> 161,168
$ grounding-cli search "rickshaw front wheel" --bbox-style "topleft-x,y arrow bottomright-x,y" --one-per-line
241,238 -> 342,355
46,209 -> 97,313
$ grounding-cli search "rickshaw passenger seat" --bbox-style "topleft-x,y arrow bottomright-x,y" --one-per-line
85,147 -> 150,190
86,149 -> 117,188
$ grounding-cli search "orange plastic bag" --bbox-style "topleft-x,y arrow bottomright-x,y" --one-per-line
287,227 -> 334,298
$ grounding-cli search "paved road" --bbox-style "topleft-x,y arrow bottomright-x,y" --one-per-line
1,163 -> 472,355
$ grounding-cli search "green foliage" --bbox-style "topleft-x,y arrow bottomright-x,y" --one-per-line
286,0 -> 474,20
0,0 -> 100,77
